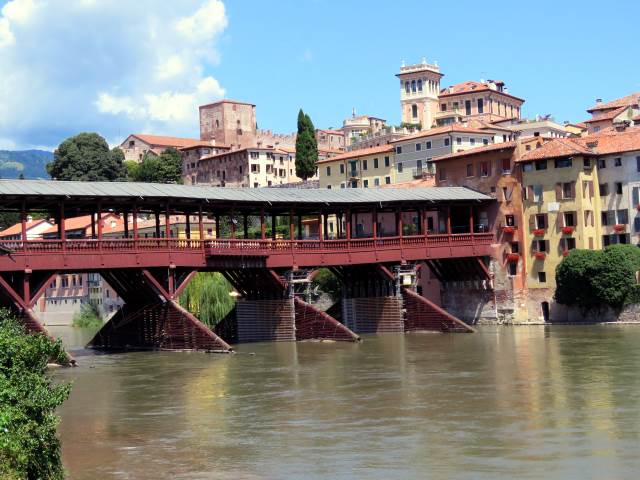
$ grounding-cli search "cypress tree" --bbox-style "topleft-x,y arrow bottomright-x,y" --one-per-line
295,109 -> 318,180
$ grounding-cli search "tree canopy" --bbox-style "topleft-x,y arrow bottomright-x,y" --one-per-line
555,245 -> 640,311
47,132 -> 126,181
127,148 -> 183,184
0,310 -> 70,479
295,109 -> 318,181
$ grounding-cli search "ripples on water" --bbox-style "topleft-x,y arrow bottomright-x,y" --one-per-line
53,326 -> 640,479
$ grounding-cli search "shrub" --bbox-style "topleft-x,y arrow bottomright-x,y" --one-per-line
312,268 -> 342,302
0,310 -> 70,479
72,303 -> 102,328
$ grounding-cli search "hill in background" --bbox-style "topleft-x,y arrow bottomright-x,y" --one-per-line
0,150 -> 52,179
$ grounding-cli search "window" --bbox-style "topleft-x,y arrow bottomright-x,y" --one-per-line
633,186 -> 640,206
561,182 -> 574,199
505,215 -> 515,227
412,104 -> 418,118
444,138 -> 450,147
562,237 -> 576,251
439,168 -> 446,181
601,210 -> 616,226
374,178 -> 380,186
599,183 -> 609,196
465,100 -> 471,115
384,156 -> 390,167
251,164 -> 260,173
532,185 -> 543,202
250,151 -> 259,159
363,160 -> 368,171
483,138 -> 489,145
385,176 -> 391,184
373,158 -> 379,169
615,182 -> 623,195
477,98 -> 484,114
363,179 -> 369,188
583,158 -> 591,168
326,166 -> 331,176
441,103 -> 447,111
563,212 -> 575,227
411,80 -> 416,92
554,157 -> 572,168
466,163 -> 473,177
507,261 -> 517,276
637,156 -> 640,172
397,162 -> 403,173
523,162 -> 533,172
538,272 -> 547,283
535,214 -> 547,229
417,79 -> 422,92
425,141 -> 432,149
535,160 -> 547,170
340,164 -> 345,174
470,138 -> 476,146
634,217 -> 640,233
253,182 -> 259,188
480,161 -> 489,177
617,209 -> 628,224
502,158 -> 511,173
405,81 -> 410,93
597,158 -> 606,169
416,143 -> 422,152
614,157 -> 622,167
455,137 -> 462,146
396,146 -> 402,154
340,182 -> 346,189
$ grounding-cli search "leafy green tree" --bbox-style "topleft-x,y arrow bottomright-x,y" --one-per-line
555,245 -> 640,311
123,160 -> 139,181
130,148 -> 183,184
179,273 -> 234,328
295,109 -> 318,180
47,133 -> 126,181
312,268 -> 342,301
72,303 -> 102,328
0,310 -> 70,480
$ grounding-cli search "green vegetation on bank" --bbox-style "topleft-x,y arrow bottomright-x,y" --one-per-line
72,303 -> 102,329
125,147 -> 183,184
179,273 -> 235,328
0,310 -> 70,480
295,109 -> 318,180
555,244 -> 640,311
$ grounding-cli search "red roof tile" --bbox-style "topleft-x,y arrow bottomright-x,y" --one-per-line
132,134 -> 204,149
391,124 -> 491,143
432,141 -> 516,162
42,214 -> 122,235
583,105 -> 630,123
587,92 -> 640,112
439,81 -> 524,102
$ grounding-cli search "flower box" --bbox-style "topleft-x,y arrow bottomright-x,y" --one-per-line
506,253 -> 520,263
502,226 -> 516,235
614,224 -> 626,232
636,204 -> 640,212
532,228 -> 545,236
561,226 -> 574,234
534,252 -> 546,260
562,250 -> 570,257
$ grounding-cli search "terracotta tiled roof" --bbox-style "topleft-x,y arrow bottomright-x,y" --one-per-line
587,92 -> 640,112
316,144 -> 394,164
381,177 -> 436,189
391,124 -> 491,143
179,143 -> 228,151
439,81 -> 524,102
519,128 -> 640,161
317,129 -> 344,136
106,215 -> 215,234
0,219 -> 49,237
131,134 -> 204,148
41,214 -> 122,235
432,141 -> 516,162
583,105 -> 630,123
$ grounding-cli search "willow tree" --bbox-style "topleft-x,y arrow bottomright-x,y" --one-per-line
179,273 -> 235,327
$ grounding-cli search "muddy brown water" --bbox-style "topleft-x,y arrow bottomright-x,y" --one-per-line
51,325 -> 640,479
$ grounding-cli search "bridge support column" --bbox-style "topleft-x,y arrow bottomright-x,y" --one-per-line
220,269 -> 358,344
88,268 -> 231,352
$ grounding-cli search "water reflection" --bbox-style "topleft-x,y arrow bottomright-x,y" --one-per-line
54,326 -> 640,479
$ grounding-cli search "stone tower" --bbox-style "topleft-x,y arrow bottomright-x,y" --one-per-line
397,58 -> 443,129
199,100 -> 257,149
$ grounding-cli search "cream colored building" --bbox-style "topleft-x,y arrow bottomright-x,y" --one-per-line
397,59 -> 442,129
119,134 -> 213,163
317,144 -> 395,189
343,113 -> 386,147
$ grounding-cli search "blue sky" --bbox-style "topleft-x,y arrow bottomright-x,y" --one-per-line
1,0 -> 639,150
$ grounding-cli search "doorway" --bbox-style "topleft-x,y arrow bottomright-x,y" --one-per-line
541,301 -> 550,322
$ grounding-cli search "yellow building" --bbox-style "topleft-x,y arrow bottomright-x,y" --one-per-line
317,144 -> 395,189
518,141 -> 603,294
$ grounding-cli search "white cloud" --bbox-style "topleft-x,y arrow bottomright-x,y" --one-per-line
0,0 -> 228,149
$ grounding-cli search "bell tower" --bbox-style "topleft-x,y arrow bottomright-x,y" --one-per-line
396,58 -> 443,129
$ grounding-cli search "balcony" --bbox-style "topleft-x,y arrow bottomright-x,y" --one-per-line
412,167 -> 424,178
348,169 -> 360,179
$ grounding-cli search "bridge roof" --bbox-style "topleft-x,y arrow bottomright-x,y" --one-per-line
0,180 -> 491,207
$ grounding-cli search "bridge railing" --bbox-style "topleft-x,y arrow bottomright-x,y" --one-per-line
0,232 -> 494,256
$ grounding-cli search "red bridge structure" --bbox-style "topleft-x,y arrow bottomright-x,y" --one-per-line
0,180 -> 496,364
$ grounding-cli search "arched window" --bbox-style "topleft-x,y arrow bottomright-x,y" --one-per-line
405,81 -> 410,93
417,79 -> 422,92
215,119 -> 220,128
411,80 -> 416,93
411,104 -> 418,119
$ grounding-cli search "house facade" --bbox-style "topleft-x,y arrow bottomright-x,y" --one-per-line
318,144 -> 396,189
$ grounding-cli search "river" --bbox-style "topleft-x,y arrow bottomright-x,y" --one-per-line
51,325 -> 640,479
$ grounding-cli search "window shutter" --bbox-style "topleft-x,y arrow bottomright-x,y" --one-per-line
635,217 -> 640,233
589,181 -> 594,198
570,182 -> 576,199
573,211 -> 578,227
633,187 -> 640,207
531,240 -> 538,253
545,240 -> 550,253
555,183 -> 562,201
544,213 -> 549,229
527,185 -> 534,200
529,215 -> 536,231
608,211 -> 616,225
